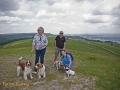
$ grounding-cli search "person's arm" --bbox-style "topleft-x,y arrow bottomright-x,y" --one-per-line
44,35 -> 48,46
63,42 -> 66,50
31,36 -> 35,53
31,45 -> 35,53
67,55 -> 72,68
54,40 -> 56,47
54,36 -> 57,48
59,56 -> 64,65
60,55 -> 64,61
68,59 -> 72,68
63,37 -> 66,50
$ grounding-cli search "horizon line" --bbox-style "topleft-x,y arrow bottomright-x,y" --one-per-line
0,32 -> 120,35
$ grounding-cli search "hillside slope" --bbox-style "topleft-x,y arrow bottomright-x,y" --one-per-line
0,37 -> 120,90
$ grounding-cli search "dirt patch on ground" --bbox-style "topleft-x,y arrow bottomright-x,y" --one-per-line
0,55 -> 97,90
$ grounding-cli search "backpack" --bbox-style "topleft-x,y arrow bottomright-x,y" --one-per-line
62,52 -> 74,61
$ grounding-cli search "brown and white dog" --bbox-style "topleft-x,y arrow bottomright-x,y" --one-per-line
35,63 -> 46,79
17,57 -> 33,80
53,60 -> 62,70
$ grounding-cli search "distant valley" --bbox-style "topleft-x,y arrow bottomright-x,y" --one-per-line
65,33 -> 120,43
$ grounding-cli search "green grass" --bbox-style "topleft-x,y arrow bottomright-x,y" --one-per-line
0,37 -> 120,90
46,73 -> 57,82
93,41 -> 120,54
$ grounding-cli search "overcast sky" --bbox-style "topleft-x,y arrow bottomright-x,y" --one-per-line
0,0 -> 120,34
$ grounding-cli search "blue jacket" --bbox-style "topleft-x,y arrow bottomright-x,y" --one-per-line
60,54 -> 73,68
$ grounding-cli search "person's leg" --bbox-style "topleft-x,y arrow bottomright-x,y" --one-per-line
39,50 -> 41,63
35,50 -> 40,65
59,48 -> 63,56
40,48 -> 46,64
54,47 -> 59,61
34,50 -> 40,72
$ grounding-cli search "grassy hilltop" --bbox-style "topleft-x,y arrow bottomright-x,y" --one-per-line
0,37 -> 120,90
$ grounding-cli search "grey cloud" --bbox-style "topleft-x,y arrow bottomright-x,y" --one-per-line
27,0 -> 56,5
0,0 -> 19,17
111,4 -> 120,17
84,19 -> 105,23
45,0 -> 57,5
0,0 -> 19,11
0,11 -> 16,17
112,18 -> 120,26
74,0 -> 84,2
92,10 -> 106,15
75,0 -> 98,2
27,0 -> 41,1
92,4 -> 120,27
111,5 -> 120,27
92,4 -> 120,16
26,0 -> 41,2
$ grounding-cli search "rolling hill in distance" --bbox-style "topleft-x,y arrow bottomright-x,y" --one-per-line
0,33 -> 52,45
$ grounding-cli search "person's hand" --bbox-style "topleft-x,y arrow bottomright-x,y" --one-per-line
40,45 -> 43,49
63,66 -> 65,70
31,48 -> 34,53
31,46 -> 34,53
63,47 -> 65,50
58,60 -> 60,62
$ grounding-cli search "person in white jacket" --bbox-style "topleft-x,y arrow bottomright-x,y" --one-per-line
31,27 -> 48,71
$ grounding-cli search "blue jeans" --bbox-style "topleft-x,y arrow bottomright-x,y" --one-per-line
35,48 -> 46,65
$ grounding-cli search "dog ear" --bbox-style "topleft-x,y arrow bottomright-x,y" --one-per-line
36,63 -> 39,67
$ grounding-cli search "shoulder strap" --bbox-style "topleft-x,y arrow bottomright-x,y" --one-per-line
66,53 -> 73,61
66,53 -> 70,60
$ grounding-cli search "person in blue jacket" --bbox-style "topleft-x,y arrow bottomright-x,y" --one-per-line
60,50 -> 73,69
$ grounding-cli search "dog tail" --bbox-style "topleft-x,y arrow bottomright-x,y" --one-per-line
19,56 -> 22,60
18,56 -> 22,64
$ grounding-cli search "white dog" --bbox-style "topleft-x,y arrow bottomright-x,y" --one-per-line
35,63 -> 46,79
53,61 -> 61,70
17,57 -> 33,80
65,67 -> 76,77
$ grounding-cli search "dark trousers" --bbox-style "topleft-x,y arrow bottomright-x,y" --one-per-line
35,48 -> 46,65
